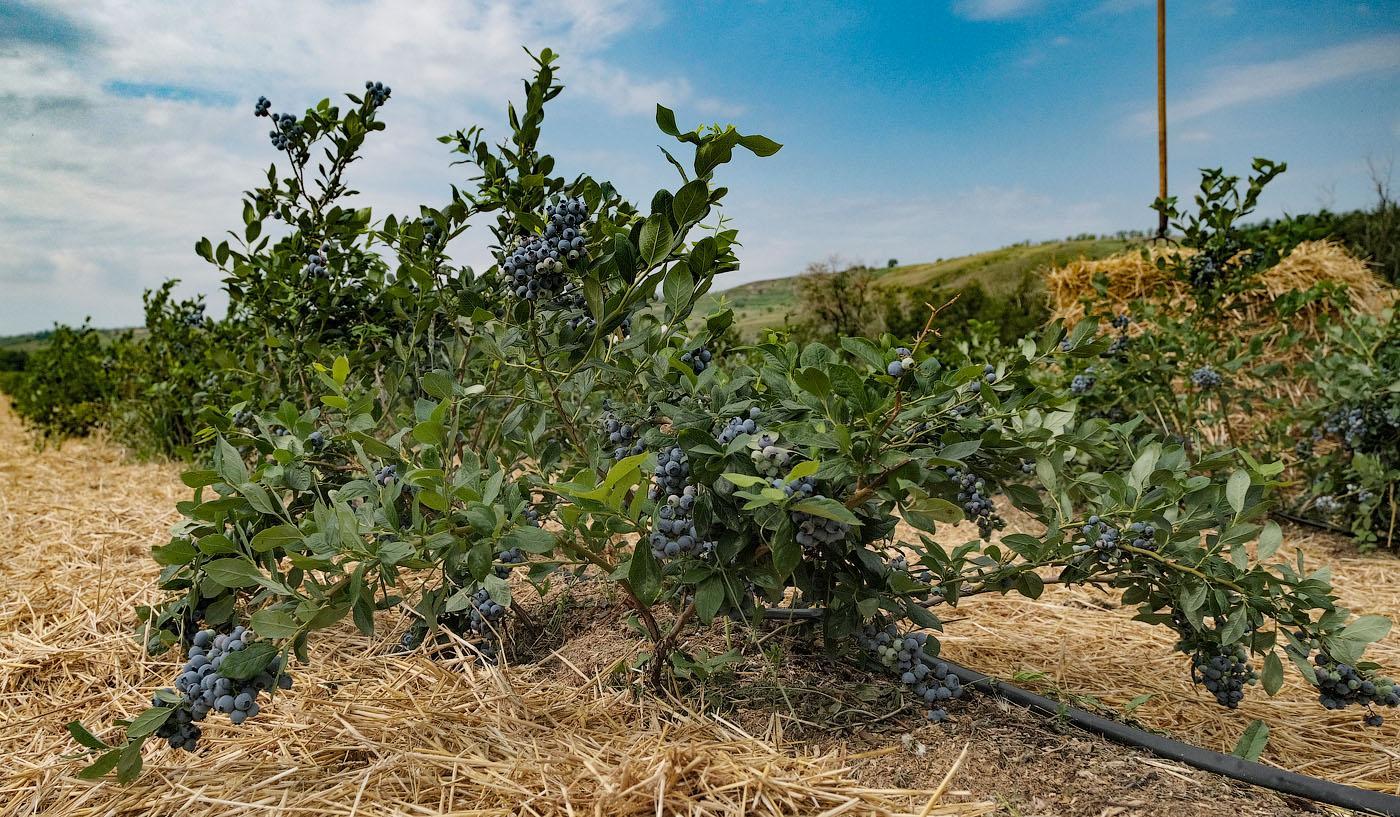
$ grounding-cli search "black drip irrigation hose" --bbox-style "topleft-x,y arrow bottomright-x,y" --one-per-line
757,607 -> 1400,816
1273,509 -> 1356,537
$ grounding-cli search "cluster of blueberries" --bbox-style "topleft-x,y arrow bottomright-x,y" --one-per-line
748,429 -> 793,479
465,587 -> 507,635
886,347 -> 916,378
495,548 -> 525,579
502,234 -> 566,301
179,303 -> 206,328
717,408 -> 793,479
262,110 -> 304,151
308,430 -> 326,450
681,346 -> 713,374
364,80 -> 392,107
1186,253 -> 1223,290
374,464 -> 397,486
647,447 -> 712,560
886,552 -> 933,584
504,196 -> 589,301
1190,644 -> 1257,708
1189,365 -> 1224,390
717,407 -> 762,445
1314,494 -> 1344,515
155,626 -> 294,752
420,216 -> 441,248
603,413 -> 645,461
305,244 -> 330,278
981,363 -> 998,385
945,467 -> 1005,540
1106,313 -> 1131,355
1070,369 -> 1097,395
857,624 -> 964,723
786,476 -> 851,551
1322,406 -> 1369,450
234,409 -> 254,427
1312,654 -> 1398,726
1073,517 -> 1155,565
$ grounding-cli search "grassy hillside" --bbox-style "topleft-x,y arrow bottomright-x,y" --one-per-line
0,327 -> 139,352
700,237 -> 1131,339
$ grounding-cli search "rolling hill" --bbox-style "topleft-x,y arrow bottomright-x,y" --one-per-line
698,237 -> 1131,339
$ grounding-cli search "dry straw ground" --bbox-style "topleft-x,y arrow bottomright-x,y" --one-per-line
0,395 -> 1395,817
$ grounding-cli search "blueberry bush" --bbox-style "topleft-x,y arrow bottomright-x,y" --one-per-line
1060,160 -> 1400,550
58,54 -> 1397,780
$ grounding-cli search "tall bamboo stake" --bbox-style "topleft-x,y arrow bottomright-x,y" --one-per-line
1157,0 -> 1169,238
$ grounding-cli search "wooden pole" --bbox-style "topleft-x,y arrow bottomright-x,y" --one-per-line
1156,0 -> 1168,238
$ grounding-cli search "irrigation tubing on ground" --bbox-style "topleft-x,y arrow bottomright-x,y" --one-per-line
1272,509 -> 1357,537
757,607 -> 1400,816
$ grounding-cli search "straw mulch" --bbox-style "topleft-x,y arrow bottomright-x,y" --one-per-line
1044,240 -> 1397,449
1045,240 -> 1396,333
0,400 -> 989,816
911,508 -> 1400,796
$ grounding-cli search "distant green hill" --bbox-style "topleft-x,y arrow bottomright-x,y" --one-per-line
0,327 -> 139,353
699,237 -> 1131,339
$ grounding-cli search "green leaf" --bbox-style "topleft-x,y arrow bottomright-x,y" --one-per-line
1232,720 -> 1269,762
238,482 -> 280,516
1015,571 -> 1045,600
785,460 -> 820,482
218,641 -> 278,680
721,472 -> 769,488
127,706 -> 174,738
250,524 -> 302,553
738,133 -> 783,157
771,525 -> 800,579
421,370 -> 454,400
215,437 -> 248,485
628,542 -> 662,606
662,264 -> 694,316
1262,652 -> 1284,695
1226,469 -> 1250,516
1257,521 -> 1282,561
251,609 -> 300,639
937,439 -> 981,462
205,558 -> 264,588
791,497 -> 860,526
671,179 -> 709,225
655,104 -> 681,137
115,739 -> 145,781
332,355 -> 349,386
639,214 -> 674,268
67,721 -> 108,750
1341,614 -> 1392,645
503,525 -> 556,554
1122,693 -> 1153,715
77,748 -> 123,780
696,576 -> 724,624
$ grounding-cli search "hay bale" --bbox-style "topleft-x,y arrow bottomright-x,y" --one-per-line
1047,240 -> 1395,332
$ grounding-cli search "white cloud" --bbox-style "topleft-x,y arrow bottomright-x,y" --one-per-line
951,0 -> 1042,21
0,0 -> 731,332
1127,35 -> 1400,131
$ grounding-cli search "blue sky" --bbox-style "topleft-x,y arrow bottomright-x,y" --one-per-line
2,0 -> 1397,333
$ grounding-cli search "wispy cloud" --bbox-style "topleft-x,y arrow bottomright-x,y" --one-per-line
951,0 -> 1042,22
0,0 -> 735,332
1127,34 -> 1400,131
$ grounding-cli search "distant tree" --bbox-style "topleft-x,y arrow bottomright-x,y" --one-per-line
794,256 -> 878,339
887,258 -> 898,268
